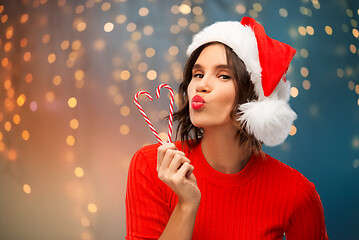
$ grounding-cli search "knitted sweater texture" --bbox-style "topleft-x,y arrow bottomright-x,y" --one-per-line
126,140 -> 329,240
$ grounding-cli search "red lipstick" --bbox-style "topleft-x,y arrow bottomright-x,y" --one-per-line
191,95 -> 205,110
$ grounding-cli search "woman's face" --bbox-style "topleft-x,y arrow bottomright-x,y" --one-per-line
187,44 -> 236,129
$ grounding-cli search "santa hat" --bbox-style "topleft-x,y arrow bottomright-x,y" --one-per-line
186,17 -> 297,146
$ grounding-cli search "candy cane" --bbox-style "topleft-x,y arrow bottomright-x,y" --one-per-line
156,84 -> 174,144
134,91 -> 164,145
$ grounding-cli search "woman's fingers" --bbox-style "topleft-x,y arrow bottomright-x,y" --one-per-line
157,143 -> 176,171
177,162 -> 194,179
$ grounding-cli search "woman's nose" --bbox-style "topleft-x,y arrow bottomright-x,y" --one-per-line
195,75 -> 211,93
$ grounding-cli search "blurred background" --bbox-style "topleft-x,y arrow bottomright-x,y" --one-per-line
0,0 -> 358,239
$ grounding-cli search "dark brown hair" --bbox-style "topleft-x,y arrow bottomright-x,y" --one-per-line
172,42 -> 262,153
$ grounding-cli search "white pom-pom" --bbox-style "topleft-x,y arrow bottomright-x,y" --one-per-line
238,99 -> 297,146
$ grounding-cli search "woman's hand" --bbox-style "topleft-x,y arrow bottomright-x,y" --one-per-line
157,143 -> 201,207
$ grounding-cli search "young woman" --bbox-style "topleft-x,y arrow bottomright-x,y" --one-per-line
126,17 -> 329,240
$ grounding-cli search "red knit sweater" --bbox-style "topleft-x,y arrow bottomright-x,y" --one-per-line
126,140 -> 329,240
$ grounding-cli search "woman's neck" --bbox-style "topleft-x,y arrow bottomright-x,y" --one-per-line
201,124 -> 252,174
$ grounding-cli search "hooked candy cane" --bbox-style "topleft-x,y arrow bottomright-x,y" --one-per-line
134,84 -> 174,144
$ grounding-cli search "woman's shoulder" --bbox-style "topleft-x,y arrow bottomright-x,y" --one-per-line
260,152 -> 312,186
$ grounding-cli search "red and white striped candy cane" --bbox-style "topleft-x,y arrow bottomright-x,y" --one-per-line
156,84 -> 174,143
134,91 -> 164,145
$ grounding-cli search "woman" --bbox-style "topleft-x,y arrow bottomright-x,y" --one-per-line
126,17 -> 329,240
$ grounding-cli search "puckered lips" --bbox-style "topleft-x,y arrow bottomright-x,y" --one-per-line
191,95 -> 205,110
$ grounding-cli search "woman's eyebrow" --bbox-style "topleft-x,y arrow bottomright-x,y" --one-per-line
192,64 -> 230,70
214,64 -> 230,70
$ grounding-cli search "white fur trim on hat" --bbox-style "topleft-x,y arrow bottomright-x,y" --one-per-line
238,99 -> 297,146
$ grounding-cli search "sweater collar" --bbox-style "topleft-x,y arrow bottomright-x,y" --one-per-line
191,140 -> 262,187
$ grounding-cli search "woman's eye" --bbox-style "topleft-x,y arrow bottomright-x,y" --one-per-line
219,75 -> 231,80
193,73 -> 204,78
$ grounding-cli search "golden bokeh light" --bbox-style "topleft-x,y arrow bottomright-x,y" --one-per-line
4,42 -> 12,52
22,130 -> 30,141
300,49 -> 308,58
23,52 -> 31,62
131,31 -> 142,41
48,53 -> 56,64
137,62 -> 148,72
88,203 -> 98,213
25,73 -> 33,83
120,106 -> 130,116
101,2 -> 111,11
169,46 -> 179,56
170,25 -> 181,34
139,7 -> 149,16
20,38 -> 28,48
306,26 -> 314,35
68,97 -> 78,108
13,114 -> 21,125
4,121 -> 12,132
355,85 -> 359,95
253,3 -> 262,12
4,79 -> 11,89
303,80 -> 311,90
289,125 -> 297,136
279,8 -> 288,17
291,87 -> 299,98
6,26 -> 13,39
189,23 -> 200,32
53,75 -> 62,86
75,5 -> 85,14
325,26 -> 333,35
147,70 -> 157,80
70,118 -> 79,129
77,21 -> 87,32
300,67 -> 309,77
337,68 -> 344,78
350,44 -> 357,54
120,70 -> 130,80
23,184 -> 31,194
72,40 -> 82,50
145,48 -> 155,58
1,14 -> 8,23
1,57 -> 9,67
75,70 -> 85,80
17,94 -> 26,107
352,28 -> 359,38
178,18 -> 188,27
179,3 -> 191,15
75,167 -> 84,178
171,5 -> 179,14
126,22 -> 136,32
61,40 -> 70,50
116,14 -> 127,24
120,124 -> 130,135
143,25 -> 154,35
298,26 -> 306,36
45,91 -> 55,102
42,34 -> 50,43
193,6 -> 203,15
66,135 -> 75,146
104,22 -> 114,32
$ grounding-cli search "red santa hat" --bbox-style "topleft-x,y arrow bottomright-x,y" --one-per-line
186,17 -> 297,146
